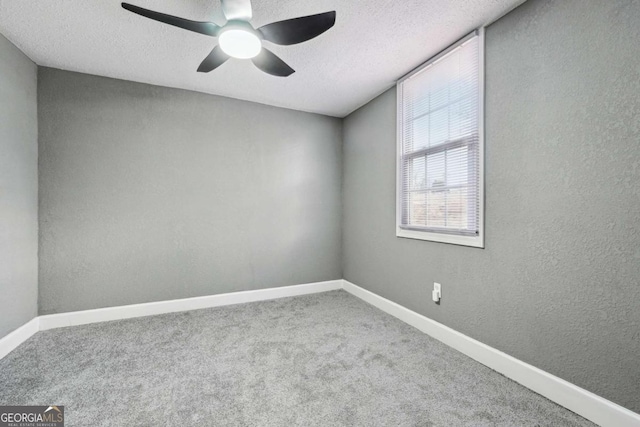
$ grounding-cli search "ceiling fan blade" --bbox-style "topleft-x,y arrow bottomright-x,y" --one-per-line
258,11 -> 336,45
251,48 -> 295,77
220,0 -> 252,21
122,3 -> 220,37
197,46 -> 230,73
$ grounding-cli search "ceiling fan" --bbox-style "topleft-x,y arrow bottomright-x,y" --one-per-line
121,0 -> 336,77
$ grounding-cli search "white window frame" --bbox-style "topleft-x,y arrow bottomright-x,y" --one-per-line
396,29 -> 485,248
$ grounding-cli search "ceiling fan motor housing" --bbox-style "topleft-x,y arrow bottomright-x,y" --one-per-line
219,19 -> 262,39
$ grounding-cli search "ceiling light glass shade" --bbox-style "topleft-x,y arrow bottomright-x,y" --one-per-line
219,29 -> 262,59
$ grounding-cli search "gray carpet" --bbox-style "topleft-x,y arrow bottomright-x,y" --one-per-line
0,290 -> 593,426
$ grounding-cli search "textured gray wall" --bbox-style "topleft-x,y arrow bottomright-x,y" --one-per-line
342,0 -> 640,413
38,68 -> 342,314
0,34 -> 38,338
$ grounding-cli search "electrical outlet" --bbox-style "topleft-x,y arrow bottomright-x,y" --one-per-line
432,282 -> 442,303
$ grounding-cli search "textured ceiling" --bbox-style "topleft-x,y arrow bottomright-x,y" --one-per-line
0,0 -> 523,117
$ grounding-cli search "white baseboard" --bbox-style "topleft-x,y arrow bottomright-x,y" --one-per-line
342,279 -> 640,427
3,278 -> 638,427
0,317 -> 39,360
2,280 -> 341,359
39,280 -> 343,331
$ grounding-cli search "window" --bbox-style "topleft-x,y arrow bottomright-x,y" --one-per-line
396,30 -> 484,248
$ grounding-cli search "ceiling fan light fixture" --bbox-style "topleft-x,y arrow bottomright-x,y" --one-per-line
121,1 -> 336,76
219,28 -> 262,59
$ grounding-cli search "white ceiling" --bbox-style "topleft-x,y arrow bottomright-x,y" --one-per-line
0,0 -> 523,117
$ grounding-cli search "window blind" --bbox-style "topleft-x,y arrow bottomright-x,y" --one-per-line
398,31 -> 482,239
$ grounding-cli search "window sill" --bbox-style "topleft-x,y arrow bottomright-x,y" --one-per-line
396,227 -> 484,248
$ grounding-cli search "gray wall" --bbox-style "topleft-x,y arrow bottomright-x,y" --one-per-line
0,34 -> 38,338
38,68 -> 342,314
342,0 -> 640,413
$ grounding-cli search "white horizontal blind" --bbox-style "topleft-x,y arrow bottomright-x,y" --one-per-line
398,32 -> 481,238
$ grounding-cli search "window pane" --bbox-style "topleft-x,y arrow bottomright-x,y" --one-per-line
429,107 -> 449,147
409,156 -> 426,190
446,187 -> 469,229
426,152 -> 445,189
426,190 -> 446,228
449,99 -> 477,140
408,192 -> 426,226
446,146 -> 469,187
429,60 -> 450,112
411,115 -> 430,152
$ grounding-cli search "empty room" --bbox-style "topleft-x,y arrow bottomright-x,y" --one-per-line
0,0 -> 638,425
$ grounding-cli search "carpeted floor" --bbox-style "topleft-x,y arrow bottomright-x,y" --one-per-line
0,290 -> 593,426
